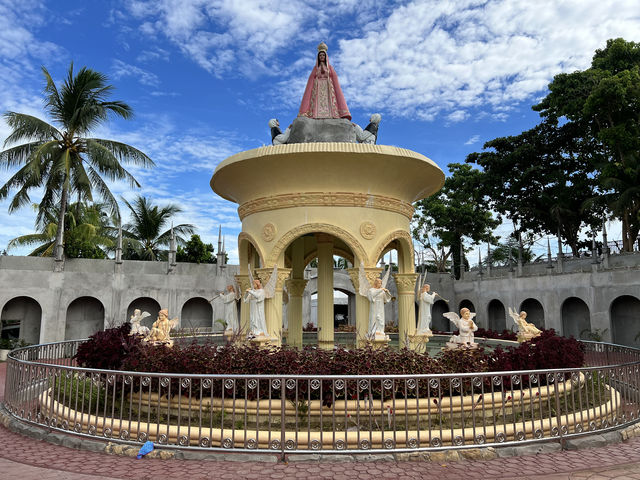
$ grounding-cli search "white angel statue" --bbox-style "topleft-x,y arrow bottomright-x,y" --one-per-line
415,273 -> 437,335
244,265 -> 278,338
129,309 -> 150,337
217,283 -> 241,334
357,262 -> 392,340
443,307 -> 478,347
508,307 -> 541,340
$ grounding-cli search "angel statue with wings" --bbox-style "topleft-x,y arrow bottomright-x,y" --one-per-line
145,308 -> 179,346
212,283 -> 241,334
129,309 -> 150,337
358,262 -> 392,340
415,273 -> 438,335
244,265 -> 278,338
443,307 -> 478,348
508,307 -> 541,341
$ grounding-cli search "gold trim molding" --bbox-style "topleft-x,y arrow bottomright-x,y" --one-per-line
238,192 -> 414,220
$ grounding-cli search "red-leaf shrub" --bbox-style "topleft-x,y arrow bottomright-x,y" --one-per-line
77,329 -> 585,404
488,329 -> 584,372
74,323 -> 143,371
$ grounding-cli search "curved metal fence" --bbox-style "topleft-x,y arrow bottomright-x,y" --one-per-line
3,340 -> 640,455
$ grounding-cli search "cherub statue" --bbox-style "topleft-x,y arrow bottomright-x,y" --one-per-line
269,119 -> 291,146
354,113 -> 381,144
129,309 -> 150,337
145,309 -> 179,346
244,265 -> 278,338
357,262 -> 392,340
443,307 -> 478,348
216,283 -> 241,334
415,273 -> 437,335
509,307 -> 541,341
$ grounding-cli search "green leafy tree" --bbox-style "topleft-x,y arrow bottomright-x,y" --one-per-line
467,121 -> 602,256
533,38 -> 640,251
121,195 -> 195,261
176,234 -> 215,264
0,63 -> 153,261
8,201 -> 115,258
412,163 -> 500,278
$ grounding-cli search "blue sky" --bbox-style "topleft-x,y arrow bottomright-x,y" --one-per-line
1,0 -> 639,263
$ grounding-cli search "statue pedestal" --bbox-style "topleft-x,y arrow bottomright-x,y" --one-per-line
444,341 -> 478,351
249,335 -> 275,349
366,333 -> 390,350
224,329 -> 240,344
409,332 -> 432,351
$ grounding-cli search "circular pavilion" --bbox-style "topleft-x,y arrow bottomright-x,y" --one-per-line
211,141 -> 444,348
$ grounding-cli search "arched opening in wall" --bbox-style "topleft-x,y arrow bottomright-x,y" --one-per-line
519,298 -> 544,330
611,295 -> 640,348
431,300 -> 450,332
127,298 -> 161,329
65,297 -> 105,340
181,297 -> 213,330
459,299 -> 475,313
487,299 -> 506,332
1,296 -> 42,344
561,297 -> 591,339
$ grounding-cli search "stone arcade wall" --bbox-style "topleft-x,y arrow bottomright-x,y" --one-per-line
1,253 -> 639,346
0,255 -> 238,343
426,253 -> 640,347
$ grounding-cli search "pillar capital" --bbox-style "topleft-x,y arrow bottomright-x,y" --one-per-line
235,274 -> 251,291
393,273 -> 418,294
286,278 -> 308,297
255,267 -> 292,293
347,267 -> 384,291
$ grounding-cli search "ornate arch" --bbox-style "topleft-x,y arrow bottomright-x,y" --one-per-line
267,223 -> 367,266
371,230 -> 414,272
238,232 -> 265,272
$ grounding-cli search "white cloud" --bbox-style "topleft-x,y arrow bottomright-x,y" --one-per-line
464,134 -> 480,145
111,59 -> 161,87
120,0 -> 640,121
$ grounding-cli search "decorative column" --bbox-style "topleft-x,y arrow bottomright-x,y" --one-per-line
257,267 -> 291,347
316,234 -> 334,350
235,274 -> 251,335
286,279 -> 308,348
394,273 -> 418,349
286,237 -> 307,348
348,266 -> 383,348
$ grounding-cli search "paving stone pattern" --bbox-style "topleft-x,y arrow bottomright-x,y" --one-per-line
2,362 -> 640,479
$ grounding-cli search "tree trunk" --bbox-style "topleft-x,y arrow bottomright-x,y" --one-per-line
622,211 -> 630,252
54,185 -> 68,261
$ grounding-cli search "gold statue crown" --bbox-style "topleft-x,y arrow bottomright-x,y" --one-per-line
317,42 -> 328,53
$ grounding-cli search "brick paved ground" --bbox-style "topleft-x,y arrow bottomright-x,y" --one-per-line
2,362 -> 640,479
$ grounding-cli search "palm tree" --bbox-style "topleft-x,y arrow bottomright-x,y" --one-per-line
8,201 -> 116,258
121,195 -> 195,261
0,63 -> 154,262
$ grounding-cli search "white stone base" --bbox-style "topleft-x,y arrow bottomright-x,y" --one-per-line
444,341 -> 478,351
